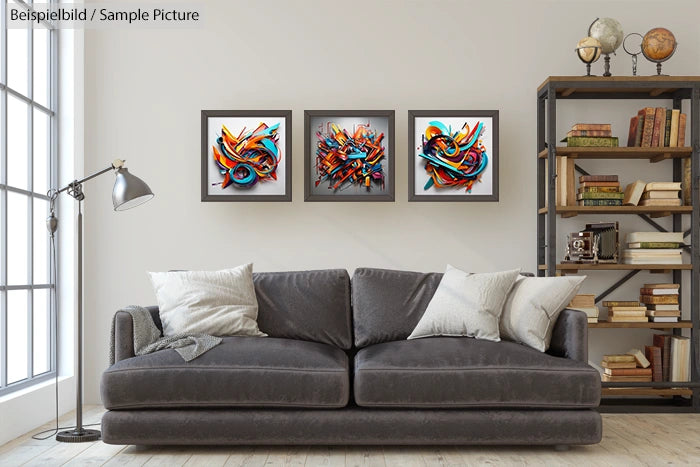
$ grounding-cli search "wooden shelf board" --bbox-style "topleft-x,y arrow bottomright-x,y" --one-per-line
537,146 -> 691,160
539,263 -> 692,271
537,76 -> 700,95
602,387 -> 693,397
589,320 -> 692,329
538,206 -> 691,217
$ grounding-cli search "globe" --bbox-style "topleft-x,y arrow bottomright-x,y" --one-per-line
576,37 -> 602,63
588,18 -> 624,54
642,28 -> 677,61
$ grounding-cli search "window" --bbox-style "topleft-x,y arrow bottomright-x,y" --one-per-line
1,0 -> 57,395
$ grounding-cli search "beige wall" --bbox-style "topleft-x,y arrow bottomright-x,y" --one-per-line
82,0 -> 700,402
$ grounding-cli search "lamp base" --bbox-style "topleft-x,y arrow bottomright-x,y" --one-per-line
56,428 -> 101,443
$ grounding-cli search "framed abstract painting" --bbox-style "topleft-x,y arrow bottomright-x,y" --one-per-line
304,110 -> 395,202
201,110 -> 292,202
408,110 -> 499,202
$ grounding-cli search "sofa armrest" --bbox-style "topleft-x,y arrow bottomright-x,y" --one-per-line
112,306 -> 161,363
547,309 -> 588,362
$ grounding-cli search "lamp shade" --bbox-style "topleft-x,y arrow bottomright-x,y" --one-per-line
112,167 -> 154,211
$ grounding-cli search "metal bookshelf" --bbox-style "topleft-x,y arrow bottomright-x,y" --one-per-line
536,76 -> 700,413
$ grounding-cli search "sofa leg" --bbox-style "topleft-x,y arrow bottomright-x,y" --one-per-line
554,444 -> 570,452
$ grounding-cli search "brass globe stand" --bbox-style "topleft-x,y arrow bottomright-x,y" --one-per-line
576,45 -> 601,77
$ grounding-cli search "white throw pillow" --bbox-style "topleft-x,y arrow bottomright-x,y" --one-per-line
148,263 -> 266,337
499,275 -> 586,352
407,265 -> 521,342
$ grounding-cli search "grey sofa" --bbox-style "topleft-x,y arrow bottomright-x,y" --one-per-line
101,268 -> 602,446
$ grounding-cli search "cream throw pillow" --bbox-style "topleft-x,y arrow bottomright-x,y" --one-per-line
499,275 -> 585,352
148,263 -> 266,337
407,265 -> 521,342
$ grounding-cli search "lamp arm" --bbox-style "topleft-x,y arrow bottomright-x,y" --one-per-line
55,159 -> 125,195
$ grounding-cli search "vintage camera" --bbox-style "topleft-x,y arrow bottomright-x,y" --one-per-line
564,222 -> 619,264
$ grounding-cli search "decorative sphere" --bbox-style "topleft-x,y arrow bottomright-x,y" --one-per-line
576,37 -> 602,63
588,17 -> 624,54
642,27 -> 677,62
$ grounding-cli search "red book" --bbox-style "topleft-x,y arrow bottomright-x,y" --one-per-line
653,334 -> 673,382
678,113 -> 687,146
651,107 -> 665,147
644,346 -> 663,382
579,175 -> 618,182
572,123 -> 611,131
603,368 -> 652,376
640,107 -> 656,147
627,115 -> 639,147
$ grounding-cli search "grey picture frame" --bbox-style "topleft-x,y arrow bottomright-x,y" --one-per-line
304,110 -> 395,202
408,110 -> 499,202
201,109 -> 292,202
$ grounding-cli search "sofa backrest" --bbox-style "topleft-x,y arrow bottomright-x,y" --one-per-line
253,269 -> 353,349
352,268 -> 442,347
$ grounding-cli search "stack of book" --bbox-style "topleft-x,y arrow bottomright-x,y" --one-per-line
640,283 -> 680,323
627,107 -> 687,148
600,351 -> 651,382
640,182 -> 682,207
563,123 -> 618,147
622,231 -> 684,265
602,300 -> 647,323
577,175 -> 622,206
567,294 -> 599,323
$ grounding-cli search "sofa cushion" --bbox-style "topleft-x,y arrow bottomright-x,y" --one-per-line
101,337 -> 349,410
352,268 -> 442,347
255,269 -> 352,349
354,337 -> 600,409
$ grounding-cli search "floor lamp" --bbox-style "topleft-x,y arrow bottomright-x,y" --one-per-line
48,159 -> 153,442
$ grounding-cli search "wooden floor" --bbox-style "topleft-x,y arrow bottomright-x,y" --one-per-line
1,406 -> 699,466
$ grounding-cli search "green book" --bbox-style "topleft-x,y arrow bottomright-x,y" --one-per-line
579,186 -> 621,193
563,136 -> 619,147
664,109 -> 672,147
577,199 -> 623,206
628,242 -> 681,249
576,192 -> 624,200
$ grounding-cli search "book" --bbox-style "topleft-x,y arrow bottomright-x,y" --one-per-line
634,113 -> 644,147
624,257 -> 683,265
568,294 -> 596,307
640,295 -> 679,304
670,335 -> 690,382
576,192 -> 624,200
646,310 -> 681,317
639,288 -> 680,295
670,109 -> 680,147
651,107 -> 665,147
602,354 -> 636,363
577,200 -> 623,206
580,186 -> 624,193
556,156 -> 566,206
565,136 -> 619,147
639,199 -> 682,207
641,191 -> 680,199
663,109 -> 672,147
603,368 -> 652,376
678,113 -> 687,146
601,360 -> 637,369
640,107 -> 655,147
579,175 -> 618,183
569,306 -> 599,318
579,181 -> 620,188
628,242 -> 680,249
602,374 -> 652,382
606,306 -> 647,312
627,348 -> 651,368
602,301 -> 639,307
683,158 -> 691,205
587,317 -> 598,323
626,232 -> 684,244
567,129 -> 613,137
608,316 -> 648,322
623,249 -> 682,256
623,180 -> 645,206
645,182 -> 682,191
566,158 -> 575,208
653,334 -> 673,381
643,283 -> 680,289
647,304 -> 681,311
645,346 -> 663,382
649,316 -> 679,322
572,123 -> 611,131
627,115 -> 639,147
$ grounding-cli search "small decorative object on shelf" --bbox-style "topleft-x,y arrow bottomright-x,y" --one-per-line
564,222 -> 619,264
575,37 -> 602,76
641,27 -> 677,76
622,33 -> 643,76
588,17 -> 624,77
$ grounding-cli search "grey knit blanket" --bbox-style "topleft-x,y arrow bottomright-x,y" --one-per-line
109,305 -> 222,364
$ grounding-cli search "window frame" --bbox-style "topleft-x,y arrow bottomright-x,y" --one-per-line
0,0 -> 58,395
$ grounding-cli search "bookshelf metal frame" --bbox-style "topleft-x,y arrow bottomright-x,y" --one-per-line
536,76 -> 700,413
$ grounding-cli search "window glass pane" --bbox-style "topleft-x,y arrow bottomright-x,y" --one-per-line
7,94 -> 29,190
7,28 -> 29,96
8,290 -> 29,384
33,289 -> 50,375
33,27 -> 49,108
7,191 -> 29,285
33,110 -> 50,195
34,198 -> 49,283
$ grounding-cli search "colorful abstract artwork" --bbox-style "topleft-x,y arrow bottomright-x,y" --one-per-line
201,110 -> 292,202
305,111 -> 395,202
409,110 -> 499,202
